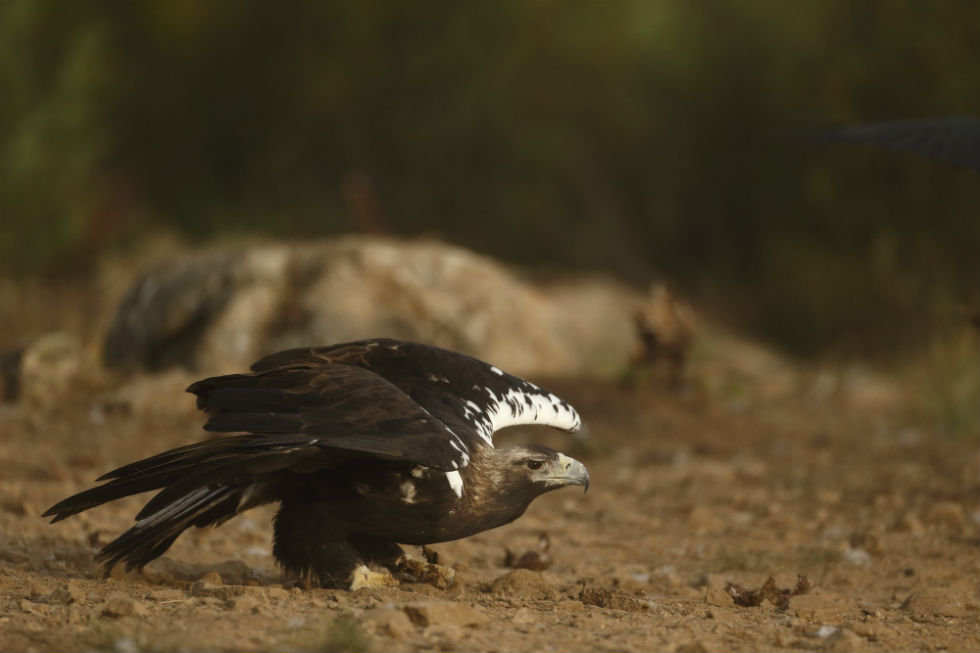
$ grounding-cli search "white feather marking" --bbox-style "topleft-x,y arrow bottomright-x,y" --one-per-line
400,480 -> 417,504
445,470 -> 463,497
463,399 -> 481,417
134,487 -> 211,528
466,385 -> 581,444
490,366 -> 504,376
236,484 -> 259,511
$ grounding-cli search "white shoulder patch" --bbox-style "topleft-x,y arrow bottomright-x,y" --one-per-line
488,386 -> 581,434
399,480 -> 417,504
461,383 -> 581,446
444,470 -> 464,497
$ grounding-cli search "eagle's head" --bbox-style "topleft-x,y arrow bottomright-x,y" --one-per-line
428,444 -> 590,538
488,444 -> 590,504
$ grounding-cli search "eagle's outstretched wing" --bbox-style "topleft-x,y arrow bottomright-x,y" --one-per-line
188,363 -> 471,470
248,338 -> 582,449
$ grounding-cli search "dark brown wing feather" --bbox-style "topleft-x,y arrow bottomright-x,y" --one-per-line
250,339 -> 581,444
189,362 -> 468,470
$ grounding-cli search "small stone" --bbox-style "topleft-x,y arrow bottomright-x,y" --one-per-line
211,559 -> 254,585
849,532 -> 882,555
226,595 -> 264,613
901,587 -> 970,618
265,587 -> 289,601
841,547 -> 871,566
579,585 -> 650,612
790,592 -> 844,622
192,579 -> 245,600
28,581 -> 51,600
687,505 -> 724,532
490,569 -> 560,600
815,626 -> 838,638
815,489 -> 842,505
705,586 -> 734,608
402,600 -> 489,627
702,573 -> 729,589
198,571 -> 223,585
49,581 -> 86,604
924,502 -> 965,530
101,594 -> 144,618
9,332 -> 86,408
555,600 -> 584,612
821,628 -> 866,652
149,589 -> 185,602
894,512 -> 925,534
851,622 -> 891,640
667,638 -> 716,653
511,607 -> 537,625
361,607 -> 415,638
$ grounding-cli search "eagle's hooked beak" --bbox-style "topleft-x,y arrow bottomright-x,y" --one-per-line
553,453 -> 590,493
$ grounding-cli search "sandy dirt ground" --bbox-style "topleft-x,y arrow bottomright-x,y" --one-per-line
1,359 -> 978,653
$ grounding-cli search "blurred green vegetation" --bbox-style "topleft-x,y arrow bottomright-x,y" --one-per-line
1,1 -> 977,358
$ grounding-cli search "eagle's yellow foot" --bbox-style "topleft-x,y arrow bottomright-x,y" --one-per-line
349,564 -> 399,590
394,555 -> 455,589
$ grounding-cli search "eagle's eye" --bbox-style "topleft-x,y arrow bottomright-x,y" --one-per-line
526,460 -> 543,470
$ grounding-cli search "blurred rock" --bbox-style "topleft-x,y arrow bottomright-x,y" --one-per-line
1,332 -> 88,407
401,600 -> 488,627
48,581 -> 85,605
820,628 -> 866,653
490,569 -> 560,600
361,607 -> 415,638
924,501 -> 965,530
894,512 -> 925,534
686,505 -> 725,533
901,586 -> 973,618
790,591 -> 846,622
101,593 -> 144,618
841,547 -> 871,566
101,236 -> 642,377
99,368 -> 199,419
705,586 -> 734,607
579,584 -> 650,611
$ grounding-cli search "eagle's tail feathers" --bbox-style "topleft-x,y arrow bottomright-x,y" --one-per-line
95,485 -> 241,573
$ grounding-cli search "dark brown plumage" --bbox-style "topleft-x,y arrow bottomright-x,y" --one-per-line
44,339 -> 588,588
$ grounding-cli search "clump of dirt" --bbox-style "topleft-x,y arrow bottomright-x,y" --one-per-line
579,584 -> 650,612
725,575 -> 810,608
504,533 -> 552,571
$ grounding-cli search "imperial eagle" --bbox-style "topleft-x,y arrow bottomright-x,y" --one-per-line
44,339 -> 589,588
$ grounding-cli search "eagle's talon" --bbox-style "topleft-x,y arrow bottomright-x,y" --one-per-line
394,556 -> 455,589
349,565 -> 399,591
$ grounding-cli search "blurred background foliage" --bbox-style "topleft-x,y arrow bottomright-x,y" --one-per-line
1,0 -> 977,359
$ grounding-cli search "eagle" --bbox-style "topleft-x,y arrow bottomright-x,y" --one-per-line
43,338 -> 589,588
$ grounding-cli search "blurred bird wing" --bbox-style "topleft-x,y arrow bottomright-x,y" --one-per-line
794,117 -> 980,172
